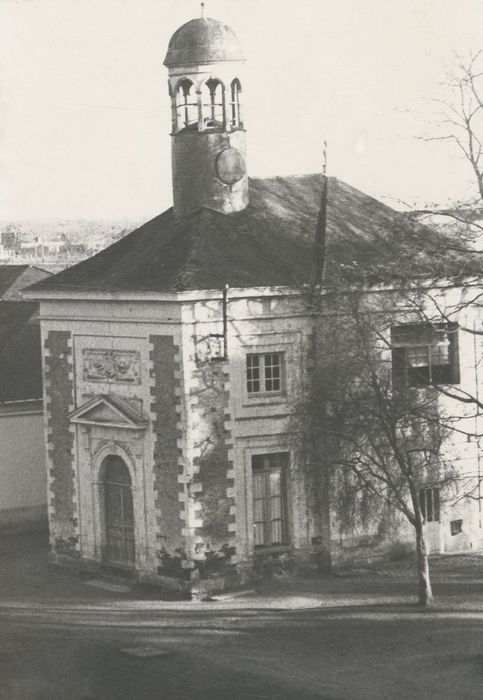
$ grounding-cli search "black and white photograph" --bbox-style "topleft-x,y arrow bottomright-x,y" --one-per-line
1,0 -> 483,697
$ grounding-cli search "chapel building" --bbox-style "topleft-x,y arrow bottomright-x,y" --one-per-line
28,14 -> 483,594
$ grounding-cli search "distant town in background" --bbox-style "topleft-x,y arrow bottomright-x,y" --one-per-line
0,219 -> 143,272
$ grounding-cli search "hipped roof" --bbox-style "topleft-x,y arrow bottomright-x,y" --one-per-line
0,265 -> 51,401
0,265 -> 50,300
0,302 -> 43,401
30,175 -> 483,295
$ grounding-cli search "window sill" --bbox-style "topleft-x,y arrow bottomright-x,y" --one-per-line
253,544 -> 291,556
244,392 -> 287,405
395,381 -> 460,390
199,126 -> 226,134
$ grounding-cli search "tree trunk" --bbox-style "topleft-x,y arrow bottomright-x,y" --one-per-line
415,522 -> 433,607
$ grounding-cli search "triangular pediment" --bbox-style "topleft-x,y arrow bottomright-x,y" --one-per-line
69,394 -> 147,430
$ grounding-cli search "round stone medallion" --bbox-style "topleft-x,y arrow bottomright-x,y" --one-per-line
215,147 -> 246,185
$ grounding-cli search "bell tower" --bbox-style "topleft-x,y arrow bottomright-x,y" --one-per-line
164,11 -> 248,217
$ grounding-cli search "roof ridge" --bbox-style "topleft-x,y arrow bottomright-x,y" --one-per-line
180,207 -> 207,289
170,209 -> 205,291
249,173 -> 328,182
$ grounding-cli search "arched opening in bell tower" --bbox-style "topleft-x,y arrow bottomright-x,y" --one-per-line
175,79 -> 198,131
201,78 -> 225,129
230,78 -> 242,128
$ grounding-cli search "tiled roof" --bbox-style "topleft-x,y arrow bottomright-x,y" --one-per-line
0,265 -> 51,300
0,265 -> 30,298
29,176 -> 483,295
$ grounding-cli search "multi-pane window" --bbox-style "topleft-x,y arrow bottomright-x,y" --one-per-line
246,352 -> 283,394
252,453 -> 289,547
419,487 -> 440,523
391,323 -> 459,387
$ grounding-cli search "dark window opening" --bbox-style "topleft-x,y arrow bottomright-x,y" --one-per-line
252,452 -> 289,547
419,487 -> 440,523
391,323 -> 459,388
230,78 -> 242,127
201,78 -> 225,128
175,79 -> 198,130
450,519 -> 463,536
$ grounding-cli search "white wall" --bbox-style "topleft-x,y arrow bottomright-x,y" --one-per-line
0,403 -> 47,530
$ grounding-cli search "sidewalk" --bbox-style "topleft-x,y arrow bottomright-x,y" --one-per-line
0,531 -> 180,602
2,531 -> 483,612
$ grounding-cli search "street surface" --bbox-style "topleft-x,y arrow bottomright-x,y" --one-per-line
2,533 -> 483,699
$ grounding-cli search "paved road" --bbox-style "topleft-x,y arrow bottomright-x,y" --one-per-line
2,600 -> 483,699
3,533 -> 483,699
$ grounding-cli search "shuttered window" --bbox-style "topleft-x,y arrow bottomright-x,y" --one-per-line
391,323 -> 459,388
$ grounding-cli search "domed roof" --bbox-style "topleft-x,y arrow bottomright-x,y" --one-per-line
164,17 -> 245,67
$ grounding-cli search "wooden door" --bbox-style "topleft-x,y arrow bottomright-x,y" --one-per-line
103,456 -> 135,565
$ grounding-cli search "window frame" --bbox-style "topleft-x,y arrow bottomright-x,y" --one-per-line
246,351 -> 285,397
391,322 -> 460,388
238,332 -> 300,412
450,519 -> 463,536
230,78 -> 243,128
419,486 -> 441,523
251,452 -> 289,548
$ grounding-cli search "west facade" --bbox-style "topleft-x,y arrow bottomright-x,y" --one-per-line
31,280 -> 483,592
34,288 -> 319,591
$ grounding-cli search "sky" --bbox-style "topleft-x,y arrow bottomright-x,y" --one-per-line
0,0 -> 482,221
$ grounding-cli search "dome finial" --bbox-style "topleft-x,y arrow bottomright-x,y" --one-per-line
200,2 -> 205,18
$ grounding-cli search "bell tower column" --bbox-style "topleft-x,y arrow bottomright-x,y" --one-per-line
164,15 -> 249,217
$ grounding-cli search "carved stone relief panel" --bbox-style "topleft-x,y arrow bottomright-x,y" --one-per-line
83,349 -> 141,384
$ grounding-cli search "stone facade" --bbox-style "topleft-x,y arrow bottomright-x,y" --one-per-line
35,290 -> 316,592
149,335 -> 186,581
35,279 -> 483,592
44,330 -> 78,560
170,125 -> 248,216
319,284 -> 483,567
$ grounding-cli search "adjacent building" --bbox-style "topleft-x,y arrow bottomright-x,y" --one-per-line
0,265 -> 51,533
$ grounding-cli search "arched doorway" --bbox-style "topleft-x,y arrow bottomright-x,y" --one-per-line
102,455 -> 135,565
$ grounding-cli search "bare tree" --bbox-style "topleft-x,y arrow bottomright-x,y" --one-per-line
294,53 -> 483,608
294,289 -> 470,607
392,52 -> 483,425
414,51 -> 483,241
